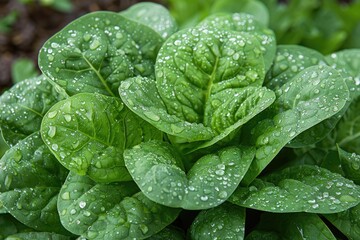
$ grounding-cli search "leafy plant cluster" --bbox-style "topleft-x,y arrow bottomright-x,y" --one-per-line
0,2 -> 360,239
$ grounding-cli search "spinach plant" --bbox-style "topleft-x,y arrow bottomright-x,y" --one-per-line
0,2 -> 359,239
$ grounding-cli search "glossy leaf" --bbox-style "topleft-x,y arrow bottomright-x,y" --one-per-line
0,133 -> 68,234
319,96 -> 360,154
0,75 -> 61,146
324,203 -> 360,240
198,12 -> 276,71
147,226 -> 185,240
0,214 -> 32,239
337,147 -> 360,184
124,140 -> 254,210
120,2 -> 177,39
326,49 -> 360,95
242,65 -> 349,184
190,202 -> 245,240
265,45 -> 326,90
246,213 -> 336,240
5,232 -> 72,240
119,76 -> 216,142
156,26 -> 265,124
58,172 -> 180,240
41,93 -> 161,183
230,165 -> 360,213
38,12 -> 164,97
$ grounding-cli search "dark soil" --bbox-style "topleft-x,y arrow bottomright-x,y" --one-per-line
0,0 -> 163,92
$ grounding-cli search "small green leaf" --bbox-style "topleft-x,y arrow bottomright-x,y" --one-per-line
198,12 -> 276,71
120,2 -> 177,39
242,65 -> 349,184
230,165 -> 360,214
337,147 -> 360,184
124,140 -> 254,210
190,202 -> 245,240
246,213 -> 336,240
58,172 -> 180,240
0,133 -> 68,233
5,232 -> 72,240
39,12 -> 163,97
0,75 -> 62,146
324,203 -> 360,240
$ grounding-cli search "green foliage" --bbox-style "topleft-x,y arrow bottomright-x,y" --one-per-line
1,1 -> 360,239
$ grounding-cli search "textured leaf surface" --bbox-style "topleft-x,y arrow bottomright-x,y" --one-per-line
246,213 -> 336,240
198,12 -> 276,71
124,140 -> 254,209
119,76 -> 215,142
147,226 -> 185,240
155,26 -> 265,124
324,203 -> 360,240
120,2 -> 177,39
39,12 -> 163,97
0,133 -> 68,233
230,165 -> 360,213
41,93 -> 161,183
190,202 -> 245,240
58,172 -> 180,240
242,65 -> 349,184
0,75 -> 61,146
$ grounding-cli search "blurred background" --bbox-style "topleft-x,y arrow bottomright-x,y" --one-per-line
0,0 -> 359,92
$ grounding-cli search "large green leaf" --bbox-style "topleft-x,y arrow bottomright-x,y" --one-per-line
0,214 -> 32,239
246,213 -> 336,240
0,75 -> 61,146
41,93 -> 161,183
242,65 -> 349,184
58,172 -> 180,240
190,202 -> 245,240
230,165 -> 360,213
120,2 -> 177,39
0,133 -> 68,234
4,232 -> 72,240
324,203 -> 360,240
198,12 -> 276,71
155,26 -> 265,124
124,140 -> 254,210
38,11 -> 164,97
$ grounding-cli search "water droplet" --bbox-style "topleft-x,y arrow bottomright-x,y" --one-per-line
218,191 -> 228,199
116,32 -> 123,39
4,175 -> 12,189
140,224 -> 149,234
12,149 -> 22,162
70,209 -> 77,215
61,192 -> 70,200
232,53 -> 240,60
215,169 -> 225,176
90,39 -> 100,50
64,114 -> 72,122
79,201 -> 86,208
83,33 -> 91,42
47,110 -> 58,118
144,111 -> 160,121
170,124 -> 184,134
200,195 -> 208,201
83,211 -> 91,217
51,144 -> 59,151
174,40 -> 181,46
147,186 -> 153,192
48,126 -> 56,138
352,162 -> 359,170
48,55 -> 54,61
339,195 -> 356,202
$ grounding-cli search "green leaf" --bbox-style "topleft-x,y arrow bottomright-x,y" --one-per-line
124,140 -> 254,209
58,172 -> 180,240
242,65 -> 349,184
0,214 -> 32,239
5,232 -> 72,240
0,75 -> 62,146
119,76 -> 215,142
210,0 -> 269,26
0,133 -> 68,234
246,213 -> 336,240
320,96 -> 360,154
198,12 -> 276,71
190,202 -> 245,240
120,2 -> 177,39
265,45 -> 326,91
41,93 -> 161,183
38,11 -> 164,97
147,226 -> 185,240
230,165 -> 360,214
11,58 -> 38,84
326,49 -> 360,98
324,203 -> 360,240
337,147 -> 360,184
155,26 -> 265,124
